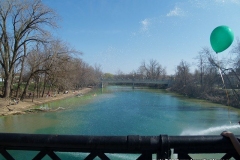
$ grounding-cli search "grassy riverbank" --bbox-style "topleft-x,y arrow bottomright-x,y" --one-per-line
0,88 -> 92,116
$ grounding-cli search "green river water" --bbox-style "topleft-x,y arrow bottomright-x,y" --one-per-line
0,86 -> 240,159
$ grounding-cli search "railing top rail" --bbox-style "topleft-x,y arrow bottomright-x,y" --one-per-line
0,133 -> 237,153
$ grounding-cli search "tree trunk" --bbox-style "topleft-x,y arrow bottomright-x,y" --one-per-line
20,77 -> 31,101
16,43 -> 27,98
32,82 -> 37,102
10,72 -> 15,97
3,73 -> 12,98
41,73 -> 47,97
36,79 -> 39,98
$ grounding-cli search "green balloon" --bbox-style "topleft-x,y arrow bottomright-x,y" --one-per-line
210,25 -> 234,53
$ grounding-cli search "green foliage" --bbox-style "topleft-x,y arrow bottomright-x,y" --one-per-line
103,73 -> 114,79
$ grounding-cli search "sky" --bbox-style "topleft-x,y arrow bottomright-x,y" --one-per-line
42,0 -> 240,75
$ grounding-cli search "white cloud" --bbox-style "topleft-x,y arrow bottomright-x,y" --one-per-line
166,7 -> 185,17
140,18 -> 151,32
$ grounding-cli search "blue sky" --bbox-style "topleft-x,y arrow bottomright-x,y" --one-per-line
43,0 -> 240,75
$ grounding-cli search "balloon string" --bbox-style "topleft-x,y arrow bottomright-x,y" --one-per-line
216,55 -> 231,124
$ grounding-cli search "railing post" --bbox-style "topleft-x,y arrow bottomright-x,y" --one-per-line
157,135 -> 171,159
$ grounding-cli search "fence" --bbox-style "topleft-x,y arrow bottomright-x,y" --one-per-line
0,133 -> 239,159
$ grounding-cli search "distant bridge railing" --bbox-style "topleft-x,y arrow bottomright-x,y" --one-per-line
101,79 -> 172,86
0,133 -> 239,159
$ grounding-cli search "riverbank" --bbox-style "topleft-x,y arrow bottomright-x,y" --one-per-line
169,85 -> 240,109
0,88 -> 92,116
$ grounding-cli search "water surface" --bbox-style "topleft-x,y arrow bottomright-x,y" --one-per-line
0,86 -> 239,159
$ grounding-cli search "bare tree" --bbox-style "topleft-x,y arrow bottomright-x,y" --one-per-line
15,43 -> 27,98
77,62 -> 94,88
25,40 -> 80,99
138,59 -> 166,80
175,60 -> 191,86
231,38 -> 240,71
20,43 -> 52,100
194,48 -> 209,86
0,0 -> 57,98
114,70 -> 124,79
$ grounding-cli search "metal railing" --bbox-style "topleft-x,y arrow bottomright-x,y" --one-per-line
0,133 -> 239,159
101,79 -> 172,85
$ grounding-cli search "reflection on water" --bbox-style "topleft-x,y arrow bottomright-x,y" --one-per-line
0,86 -> 240,159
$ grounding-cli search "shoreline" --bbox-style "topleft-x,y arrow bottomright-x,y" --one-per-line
0,88 -> 92,116
169,87 -> 236,109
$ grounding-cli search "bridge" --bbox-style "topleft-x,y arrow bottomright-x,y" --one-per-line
0,133 -> 239,159
100,79 -> 172,88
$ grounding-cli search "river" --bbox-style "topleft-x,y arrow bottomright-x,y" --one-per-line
0,86 -> 240,159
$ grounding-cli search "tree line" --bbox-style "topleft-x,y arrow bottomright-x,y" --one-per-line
171,40 -> 240,108
0,0 -> 102,100
103,59 -> 167,81
103,41 -> 240,108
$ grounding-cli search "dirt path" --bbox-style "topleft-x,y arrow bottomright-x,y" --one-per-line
0,88 -> 92,116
